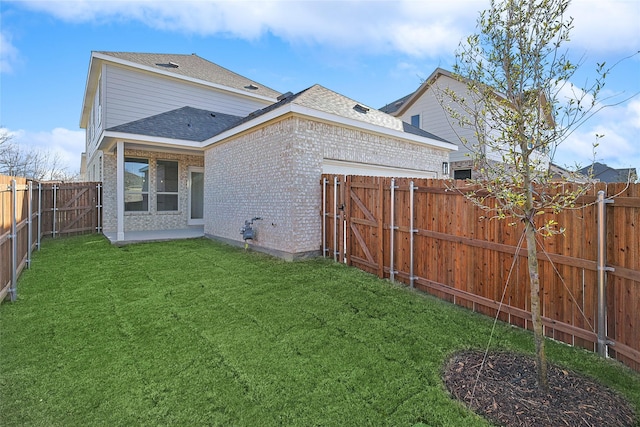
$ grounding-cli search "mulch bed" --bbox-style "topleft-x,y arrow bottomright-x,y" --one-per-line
443,350 -> 637,426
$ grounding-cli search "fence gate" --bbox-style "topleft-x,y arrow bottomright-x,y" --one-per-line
1,177 -> 102,303
344,176 -> 385,277
321,174 -> 640,372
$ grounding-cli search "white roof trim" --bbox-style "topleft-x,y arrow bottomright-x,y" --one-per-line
91,52 -> 278,103
101,131 -> 204,153
203,103 -> 458,152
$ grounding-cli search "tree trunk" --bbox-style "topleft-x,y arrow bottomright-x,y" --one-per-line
525,218 -> 549,391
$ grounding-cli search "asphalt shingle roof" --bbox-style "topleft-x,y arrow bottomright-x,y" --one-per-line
106,84 -> 452,146
96,52 -> 281,99
379,92 -> 413,114
107,106 -> 243,142
578,162 -> 638,183
226,84 -> 451,144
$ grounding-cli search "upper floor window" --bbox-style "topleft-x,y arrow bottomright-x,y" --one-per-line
411,114 -> 420,128
124,158 -> 149,212
157,160 -> 178,211
96,76 -> 102,127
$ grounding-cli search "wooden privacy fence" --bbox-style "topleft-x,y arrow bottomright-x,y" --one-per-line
322,175 -> 640,372
0,175 -> 102,303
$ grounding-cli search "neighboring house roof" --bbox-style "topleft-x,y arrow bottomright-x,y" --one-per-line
225,84 -> 451,144
578,162 -> 638,183
381,68 -> 456,117
107,106 -> 243,142
379,92 -> 414,115
381,67 -> 555,128
95,52 -> 281,99
548,162 -> 589,183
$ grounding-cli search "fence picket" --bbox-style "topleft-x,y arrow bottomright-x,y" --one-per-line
322,174 -> 640,372
0,176 -> 102,303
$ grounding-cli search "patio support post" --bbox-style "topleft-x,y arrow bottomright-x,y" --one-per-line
116,141 -> 125,241
597,190 -> 614,357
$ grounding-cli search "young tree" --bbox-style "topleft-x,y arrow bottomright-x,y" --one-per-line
441,0 -> 609,390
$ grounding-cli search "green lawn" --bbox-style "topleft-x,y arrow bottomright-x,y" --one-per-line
1,235 -> 639,426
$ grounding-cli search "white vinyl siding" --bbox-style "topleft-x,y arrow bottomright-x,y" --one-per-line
399,76 -> 549,169
85,72 -> 104,161
103,64 -> 272,129
399,78 -> 478,164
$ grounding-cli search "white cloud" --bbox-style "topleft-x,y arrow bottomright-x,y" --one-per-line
555,100 -> 640,171
4,127 -> 85,174
14,0 -> 638,57
0,31 -> 20,73
628,99 -> 640,129
568,0 -> 640,54
14,0 -> 483,57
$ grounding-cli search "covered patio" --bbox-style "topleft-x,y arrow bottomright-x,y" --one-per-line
103,226 -> 204,245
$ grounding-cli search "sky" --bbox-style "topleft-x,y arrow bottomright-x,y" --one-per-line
1,0 -> 639,177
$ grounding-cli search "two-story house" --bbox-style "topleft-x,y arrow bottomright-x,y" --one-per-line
79,52 -> 457,259
381,68 -> 550,180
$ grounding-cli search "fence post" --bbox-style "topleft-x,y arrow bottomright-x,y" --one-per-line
52,184 -> 58,238
27,181 -> 32,268
597,190 -> 614,357
333,176 -> 338,262
96,183 -> 103,233
37,182 -> 42,250
10,179 -> 17,302
389,178 -> 398,283
322,178 -> 327,258
409,180 -> 417,288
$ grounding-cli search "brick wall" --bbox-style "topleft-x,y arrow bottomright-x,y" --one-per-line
204,116 -> 449,259
102,148 -> 204,233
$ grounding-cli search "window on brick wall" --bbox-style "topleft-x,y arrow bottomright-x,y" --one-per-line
157,160 -> 179,211
124,158 -> 149,211
454,169 -> 472,180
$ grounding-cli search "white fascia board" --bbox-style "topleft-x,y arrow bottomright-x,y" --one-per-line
203,103 -> 458,152
91,52 -> 277,104
80,54 -> 101,128
101,131 -> 204,152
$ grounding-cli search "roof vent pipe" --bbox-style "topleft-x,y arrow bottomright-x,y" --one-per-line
277,92 -> 293,101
